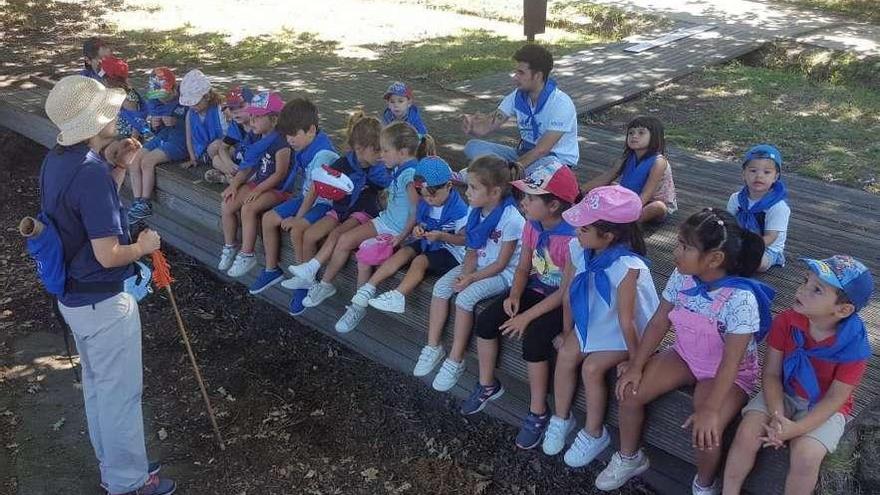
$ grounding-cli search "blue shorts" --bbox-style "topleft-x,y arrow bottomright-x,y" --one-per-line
143,129 -> 187,161
274,197 -> 332,224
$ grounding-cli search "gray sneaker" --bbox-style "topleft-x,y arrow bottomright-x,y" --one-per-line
335,304 -> 366,333
303,282 -> 336,307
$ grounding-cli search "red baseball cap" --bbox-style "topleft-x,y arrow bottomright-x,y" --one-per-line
511,161 -> 579,204
101,56 -> 129,80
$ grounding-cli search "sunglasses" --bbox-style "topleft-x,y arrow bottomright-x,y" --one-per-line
415,183 -> 448,196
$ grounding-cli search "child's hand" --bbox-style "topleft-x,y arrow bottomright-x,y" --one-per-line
108,138 -> 142,168
280,217 -> 297,232
615,367 -> 643,402
392,235 -> 405,248
616,360 -> 631,378
453,274 -> 473,292
412,225 -> 426,238
682,407 -> 721,451
461,114 -> 474,135
502,296 -> 520,317
161,116 -> 177,127
181,157 -> 197,169
222,185 -> 236,203
500,313 -> 532,339
423,230 -> 443,243
552,335 -> 565,351
149,116 -> 162,129
760,411 -> 799,447
759,418 -> 785,449
136,228 -> 161,255
245,190 -> 261,203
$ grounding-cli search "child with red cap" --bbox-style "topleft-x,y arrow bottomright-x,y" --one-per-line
100,56 -> 150,141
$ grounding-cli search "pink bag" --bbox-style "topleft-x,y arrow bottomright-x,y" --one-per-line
355,234 -> 395,266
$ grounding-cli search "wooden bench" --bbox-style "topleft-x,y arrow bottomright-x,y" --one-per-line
3,76 -> 878,494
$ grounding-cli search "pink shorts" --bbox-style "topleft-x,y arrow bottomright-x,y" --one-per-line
246,182 -> 290,202
326,210 -> 373,224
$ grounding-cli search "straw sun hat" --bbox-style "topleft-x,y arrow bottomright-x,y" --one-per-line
45,75 -> 126,146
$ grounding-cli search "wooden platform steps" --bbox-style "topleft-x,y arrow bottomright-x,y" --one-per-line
4,76 -> 880,494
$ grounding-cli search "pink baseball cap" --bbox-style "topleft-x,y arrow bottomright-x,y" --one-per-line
562,185 -> 642,226
244,91 -> 284,116
510,161 -> 579,204
355,234 -> 395,266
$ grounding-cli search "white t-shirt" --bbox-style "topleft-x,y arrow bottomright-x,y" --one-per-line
304,149 -> 340,205
726,192 -> 790,260
468,204 -> 525,283
428,205 -> 468,262
498,87 -> 579,166
568,240 -> 660,352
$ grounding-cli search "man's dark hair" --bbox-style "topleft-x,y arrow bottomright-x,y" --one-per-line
277,98 -> 319,135
83,37 -> 105,58
513,44 -> 554,81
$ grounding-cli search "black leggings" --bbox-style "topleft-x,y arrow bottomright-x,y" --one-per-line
474,288 -> 563,362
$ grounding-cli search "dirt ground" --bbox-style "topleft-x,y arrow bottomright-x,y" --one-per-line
0,129 -> 653,494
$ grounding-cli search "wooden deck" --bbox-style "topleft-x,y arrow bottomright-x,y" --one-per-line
3,72 -> 879,494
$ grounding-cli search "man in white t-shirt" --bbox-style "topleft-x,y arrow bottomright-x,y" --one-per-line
461,45 -> 579,175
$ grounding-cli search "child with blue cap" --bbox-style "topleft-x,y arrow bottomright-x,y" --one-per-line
360,155 -> 468,316
726,144 -> 790,272
724,255 -> 873,494
383,82 -> 428,137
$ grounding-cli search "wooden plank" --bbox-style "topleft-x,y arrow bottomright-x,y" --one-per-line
625,25 -> 718,53
0,100 -> 57,148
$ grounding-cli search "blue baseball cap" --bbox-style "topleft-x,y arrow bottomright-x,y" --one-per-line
415,156 -> 452,187
743,144 -> 782,171
384,81 -> 413,100
801,255 -> 874,311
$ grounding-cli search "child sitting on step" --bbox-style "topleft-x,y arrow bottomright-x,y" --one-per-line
463,162 -> 581,451
382,82 -> 428,137
581,116 -> 676,223
179,69 -> 226,169
541,186 -> 659,468
217,92 -> 292,277
361,156 -> 468,315
598,209 -> 774,494
99,56 -> 150,141
205,85 -> 256,184
726,144 -> 790,273
724,255 -> 872,495
423,156 -> 525,393
127,67 -> 189,225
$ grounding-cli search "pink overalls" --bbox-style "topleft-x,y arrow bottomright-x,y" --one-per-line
670,279 -> 760,394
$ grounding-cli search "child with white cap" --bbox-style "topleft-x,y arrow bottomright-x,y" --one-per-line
179,69 -> 227,169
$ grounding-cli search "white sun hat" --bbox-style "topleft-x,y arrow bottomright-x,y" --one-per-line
45,75 -> 126,146
179,69 -> 212,106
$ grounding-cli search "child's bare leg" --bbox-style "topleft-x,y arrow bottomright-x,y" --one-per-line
368,247 -> 417,288
582,351 -> 628,436
476,336 -> 499,386
313,218 -> 360,265
448,307 -> 473,363
240,193 -> 280,254
723,411 -> 771,494
527,361 -> 551,414
395,254 -> 429,295
784,437 -> 826,495
356,262 -> 373,287
302,216 -> 338,262
320,222 -> 376,283
692,379 -> 748,487
758,253 -> 773,273
128,149 -> 146,198
287,218 -> 312,264
140,149 -> 168,200
553,332 -> 585,418
221,185 -> 249,246
427,296 -> 449,348
639,201 -> 668,223
261,210 -> 283,269
617,350 -> 694,456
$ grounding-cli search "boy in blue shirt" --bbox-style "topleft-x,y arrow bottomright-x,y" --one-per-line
382,82 -> 428,137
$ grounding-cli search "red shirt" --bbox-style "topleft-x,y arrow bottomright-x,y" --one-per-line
767,309 -> 867,416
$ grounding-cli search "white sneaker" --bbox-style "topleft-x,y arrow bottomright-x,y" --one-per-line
413,345 -> 445,377
281,275 -> 315,290
564,427 -> 611,468
335,304 -> 366,333
289,259 -> 319,281
368,290 -> 406,313
432,358 -> 465,392
303,282 -> 336,308
542,414 -> 576,456
350,284 -> 376,307
594,450 -> 650,491
217,245 -> 237,271
691,475 -> 720,495
226,253 -> 257,278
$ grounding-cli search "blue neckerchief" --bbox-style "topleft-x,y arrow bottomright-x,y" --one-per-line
619,151 -> 658,195
187,105 -> 224,157
239,131 -> 282,170
514,78 -> 557,143
569,245 -> 648,345
736,181 -> 788,235
682,275 -> 776,341
383,106 -> 428,137
783,315 -> 871,408
80,67 -> 103,81
465,196 -> 517,250
283,131 -> 336,192
417,189 -> 468,252
530,219 -> 575,254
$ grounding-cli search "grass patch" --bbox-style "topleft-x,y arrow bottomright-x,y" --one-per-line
370,29 -> 597,81
780,0 -> 880,24
743,41 -> 880,90
593,61 -> 880,193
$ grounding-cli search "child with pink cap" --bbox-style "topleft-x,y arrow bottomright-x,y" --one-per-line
540,185 -> 660,468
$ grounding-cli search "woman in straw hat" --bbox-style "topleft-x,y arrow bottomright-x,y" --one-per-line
41,75 -> 176,495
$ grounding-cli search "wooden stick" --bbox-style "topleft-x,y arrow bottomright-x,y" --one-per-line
163,285 -> 226,451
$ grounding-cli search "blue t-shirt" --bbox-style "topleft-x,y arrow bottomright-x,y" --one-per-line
377,160 -> 418,234
40,144 -> 134,307
240,132 -> 290,187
